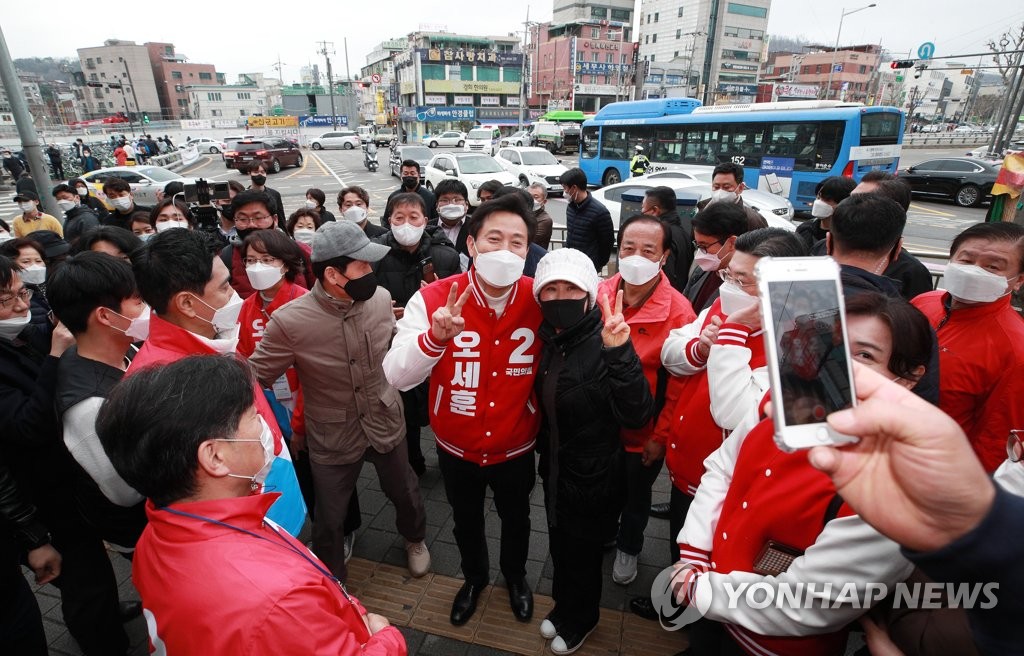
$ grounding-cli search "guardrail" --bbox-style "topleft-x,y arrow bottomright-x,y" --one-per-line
902,134 -> 992,149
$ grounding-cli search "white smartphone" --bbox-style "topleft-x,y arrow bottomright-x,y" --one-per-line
755,256 -> 858,452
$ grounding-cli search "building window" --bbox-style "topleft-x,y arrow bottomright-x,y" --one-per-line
100,72 -> 106,79
239,109 -> 247,116
207,92 -> 222,101
477,67 -> 500,82
677,29 -> 682,39
645,35 -> 649,44
646,14 -> 650,23
727,3 -> 768,18
199,72 -> 212,80
238,92 -> 251,100
724,26 -> 765,40
654,12 -> 659,21
611,8 -> 630,20
421,64 -> 445,80
108,102 -> 114,108
607,53 -> 614,63
592,28 -> 600,38
591,6 -> 607,17
675,51 -> 680,58
89,73 -> 98,81
172,71 -> 182,79
678,6 -> 684,16
175,84 -> 184,92
652,34 -> 657,43
211,109 -> 222,117
93,88 -> 103,99
503,68 -> 521,82
859,65 -> 867,74
651,55 -> 655,62
165,46 -> 173,56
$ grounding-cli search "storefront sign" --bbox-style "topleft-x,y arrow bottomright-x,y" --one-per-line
453,95 -> 474,105
773,83 -> 818,99
425,80 -> 519,94
480,95 -> 500,106
425,94 -> 446,105
415,106 -> 476,122
247,116 -> 298,128
419,48 -> 522,68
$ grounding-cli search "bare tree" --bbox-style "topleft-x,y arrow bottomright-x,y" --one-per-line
905,86 -> 929,124
986,22 -> 1024,86
971,95 -> 1001,123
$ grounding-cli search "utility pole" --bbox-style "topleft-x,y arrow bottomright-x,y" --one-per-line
121,58 -> 140,136
0,23 -> 56,216
274,55 -> 285,85
700,0 -> 721,105
318,41 -> 338,130
684,30 -> 707,99
518,6 -> 530,130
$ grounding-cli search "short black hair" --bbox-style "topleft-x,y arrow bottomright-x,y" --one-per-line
400,159 -> 421,173
559,167 -> 587,190
0,255 -> 16,290
285,208 -> 321,236
618,213 -> 671,251
131,229 -> 221,314
149,198 -> 195,228
950,222 -> 1024,272
434,179 -> 469,202
477,179 -> 504,200
246,160 -> 266,174
97,355 -> 256,507
868,179 -> 912,212
712,162 -> 745,184
242,229 -> 306,282
844,292 -> 933,382
102,178 -> 131,196
465,193 -> 536,240
163,181 -> 185,199
860,170 -> 896,183
230,190 -> 276,218
47,251 -> 137,334
306,187 -> 326,207
1,237 -> 45,261
337,186 -> 369,208
692,201 -> 749,239
52,183 -> 76,198
815,176 -> 857,204
73,226 -> 142,257
830,194 -> 906,256
735,227 -> 808,258
389,192 -> 427,216
312,255 -> 354,283
644,186 -> 677,214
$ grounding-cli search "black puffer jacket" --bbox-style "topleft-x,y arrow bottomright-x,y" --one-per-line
565,193 -> 614,271
372,230 -> 461,307
535,307 -> 654,541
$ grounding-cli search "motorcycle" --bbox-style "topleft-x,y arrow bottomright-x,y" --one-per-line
363,143 -> 379,173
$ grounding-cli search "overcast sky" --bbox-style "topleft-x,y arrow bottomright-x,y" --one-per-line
2,0 -> 1022,81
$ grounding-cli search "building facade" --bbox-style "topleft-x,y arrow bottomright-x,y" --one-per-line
280,83 -> 360,127
359,39 -> 407,126
77,40 -> 162,120
186,84 -> 266,121
637,0 -> 771,103
760,44 -> 882,103
146,42 -> 222,120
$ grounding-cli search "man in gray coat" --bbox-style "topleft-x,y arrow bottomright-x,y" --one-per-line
249,221 -> 429,582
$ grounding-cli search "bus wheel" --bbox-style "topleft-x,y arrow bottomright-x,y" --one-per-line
602,168 -> 621,186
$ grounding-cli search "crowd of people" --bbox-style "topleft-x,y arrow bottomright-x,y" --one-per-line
0,156 -> 1021,656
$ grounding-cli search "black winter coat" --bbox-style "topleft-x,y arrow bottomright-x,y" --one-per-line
565,192 -> 614,271
372,230 -> 461,307
659,209 -> 694,294
535,307 -> 654,541
63,205 -> 100,244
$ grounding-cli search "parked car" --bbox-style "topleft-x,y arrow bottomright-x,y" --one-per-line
183,137 -> 226,154
374,127 -> 396,146
422,131 -> 466,148
591,177 -> 796,230
900,157 -> 999,207
642,168 -> 794,220
463,127 -> 501,156
499,130 -> 534,148
389,145 -> 434,179
495,146 -> 568,195
80,166 -> 193,209
223,138 -> 303,173
423,152 -> 517,206
310,131 -> 361,150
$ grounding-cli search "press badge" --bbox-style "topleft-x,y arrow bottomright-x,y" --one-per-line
272,374 -> 292,401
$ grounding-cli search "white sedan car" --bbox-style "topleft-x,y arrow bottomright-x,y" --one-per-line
80,166 -> 193,209
310,131 -> 361,150
423,152 -> 517,206
183,137 -> 226,154
422,131 -> 466,148
495,147 -> 567,196
591,177 -> 796,231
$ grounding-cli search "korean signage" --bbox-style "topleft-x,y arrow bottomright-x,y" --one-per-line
454,95 -> 474,105
575,83 -> 629,95
480,95 -> 500,106
415,106 -> 476,122
399,106 -> 418,121
418,48 -> 522,68
299,115 -> 349,127
580,40 -> 621,51
247,116 -> 299,128
180,119 -> 211,130
506,96 -> 520,107
773,83 -> 818,100
381,39 -> 406,50
399,80 -> 417,95
476,107 -> 519,120
574,61 -> 631,76
722,62 -> 759,72
425,94 -> 447,105
425,80 -> 519,94
717,83 -> 758,96
849,144 -> 902,160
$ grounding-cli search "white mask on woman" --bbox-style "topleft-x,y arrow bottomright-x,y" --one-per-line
293,228 -> 316,245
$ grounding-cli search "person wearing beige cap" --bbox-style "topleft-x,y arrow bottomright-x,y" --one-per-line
532,247 -> 654,654
249,220 -> 430,583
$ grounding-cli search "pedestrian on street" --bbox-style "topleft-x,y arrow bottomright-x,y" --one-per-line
46,145 -> 64,180
560,167 -> 614,272
2,149 -> 25,181
338,186 -> 386,239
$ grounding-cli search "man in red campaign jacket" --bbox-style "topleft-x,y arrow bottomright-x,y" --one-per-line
384,193 -> 542,627
911,222 -> 1024,472
129,228 -> 306,536
96,356 -> 406,656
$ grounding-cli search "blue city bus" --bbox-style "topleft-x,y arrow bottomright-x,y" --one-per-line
579,98 -> 905,211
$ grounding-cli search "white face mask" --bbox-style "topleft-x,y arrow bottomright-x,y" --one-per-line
246,262 -> 285,291
18,202 -> 36,213
111,196 -> 133,211
155,220 -> 189,233
57,199 -> 77,213
811,199 -> 834,219
224,415 -> 276,494
20,264 -> 46,286
0,232 -> 12,244
76,187 -> 89,197
718,280 -> 759,316
304,198 -> 318,209
710,189 -> 738,204
533,201 -> 543,212
392,222 -> 425,247
618,255 -> 661,286
438,204 -> 467,222
994,458 -> 1024,497
110,305 -> 151,341
0,311 -> 30,341
342,206 -> 367,223
943,262 -> 1012,303
694,250 -> 722,273
293,228 -> 315,245
193,290 -> 244,336
473,249 -> 526,288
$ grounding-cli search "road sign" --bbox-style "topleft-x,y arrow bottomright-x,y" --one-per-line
371,73 -> 382,84
917,42 -> 936,60
833,64 -> 843,72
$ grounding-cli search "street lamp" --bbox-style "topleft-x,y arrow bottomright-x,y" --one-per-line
826,4 -> 876,99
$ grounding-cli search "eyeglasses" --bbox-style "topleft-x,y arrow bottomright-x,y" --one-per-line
692,238 -> 725,254
244,256 -> 282,267
1008,430 -> 1024,462
717,269 -> 757,289
0,287 -> 32,309
233,214 -> 273,227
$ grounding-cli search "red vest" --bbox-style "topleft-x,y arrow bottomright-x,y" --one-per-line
419,271 -> 542,466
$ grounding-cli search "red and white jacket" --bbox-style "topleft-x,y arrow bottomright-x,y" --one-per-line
677,408 -> 912,656
382,270 -> 542,466
912,291 -> 1024,472
597,272 -> 696,451
134,493 -> 406,655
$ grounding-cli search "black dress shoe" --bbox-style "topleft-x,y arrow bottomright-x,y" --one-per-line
119,600 -> 143,622
629,595 -> 658,621
507,579 -> 534,622
650,502 -> 671,519
450,581 -> 485,626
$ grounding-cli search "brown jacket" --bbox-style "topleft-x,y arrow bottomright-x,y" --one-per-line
249,281 -> 404,465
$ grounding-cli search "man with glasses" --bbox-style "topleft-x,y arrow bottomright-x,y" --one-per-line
681,202 -> 750,313
220,190 -> 283,299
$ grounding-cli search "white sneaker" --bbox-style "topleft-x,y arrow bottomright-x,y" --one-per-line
406,540 -> 431,577
540,619 -> 557,639
343,533 -> 355,563
611,549 -> 638,585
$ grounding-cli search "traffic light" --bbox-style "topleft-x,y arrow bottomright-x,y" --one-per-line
890,60 -> 915,69
142,114 -> 150,124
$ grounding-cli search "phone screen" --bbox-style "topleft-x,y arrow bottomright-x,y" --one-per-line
767,279 -> 853,426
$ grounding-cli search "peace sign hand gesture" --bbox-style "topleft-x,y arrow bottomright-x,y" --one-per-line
431,282 -> 472,343
600,290 -> 630,348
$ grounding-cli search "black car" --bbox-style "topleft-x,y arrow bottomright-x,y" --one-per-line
900,157 -> 999,207
389,145 -> 434,180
